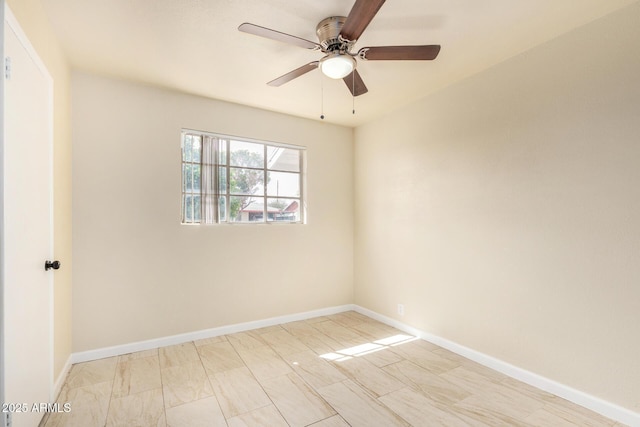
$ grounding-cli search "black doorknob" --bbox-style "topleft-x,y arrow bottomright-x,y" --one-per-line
45,260 -> 61,271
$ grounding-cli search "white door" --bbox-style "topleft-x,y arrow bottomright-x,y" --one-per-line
3,7 -> 54,427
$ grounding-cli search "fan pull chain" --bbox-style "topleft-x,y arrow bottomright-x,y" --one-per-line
352,71 -> 356,115
320,70 -> 325,120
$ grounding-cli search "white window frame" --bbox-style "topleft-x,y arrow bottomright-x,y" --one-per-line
181,129 -> 306,225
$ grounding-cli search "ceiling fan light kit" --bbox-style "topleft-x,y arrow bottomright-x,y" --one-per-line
320,53 -> 356,79
239,0 -> 441,112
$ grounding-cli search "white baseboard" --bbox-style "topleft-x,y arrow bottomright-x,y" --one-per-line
353,305 -> 640,427
71,304 -> 355,364
52,354 -> 72,400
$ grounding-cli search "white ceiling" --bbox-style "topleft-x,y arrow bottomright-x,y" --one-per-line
41,0 -> 637,127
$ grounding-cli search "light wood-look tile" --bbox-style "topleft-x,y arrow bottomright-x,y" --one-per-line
209,366 -> 271,418
251,324 -> 285,335
383,359 -> 472,405
283,351 -> 348,389
226,331 -> 267,350
308,415 -> 351,427
161,361 -> 214,408
226,404 -> 289,427
119,348 -> 159,362
235,345 -> 292,380
461,358 -> 509,382
49,311 -> 619,427
331,356 -> 406,397
524,407 -> 606,427
453,385 -> 545,426
350,321 -> 404,341
165,396 -> 227,427
379,387 -> 487,427
318,380 -> 409,427
360,346 -> 404,367
106,388 -> 165,427
64,357 -> 118,389
531,399 -> 618,427
297,333 -> 345,355
431,346 -> 469,363
260,329 -> 309,356
472,383 -> 546,417
439,365 -> 505,395
390,340 -> 460,374
113,354 -> 161,398
159,342 -> 200,369
193,335 -> 227,347
45,381 -> 112,427
395,336 -> 441,352
197,341 -> 246,375
281,320 -> 320,337
262,372 -> 336,427
500,376 -> 557,403
327,311 -> 369,328
312,321 -> 365,346
305,315 -> 330,324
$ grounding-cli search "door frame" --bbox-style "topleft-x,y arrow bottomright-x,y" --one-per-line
1,3 -> 55,425
0,0 -> 6,421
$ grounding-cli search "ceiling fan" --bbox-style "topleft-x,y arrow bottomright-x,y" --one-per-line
238,0 -> 441,97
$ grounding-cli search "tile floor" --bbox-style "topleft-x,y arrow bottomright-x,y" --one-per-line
43,311 -> 625,427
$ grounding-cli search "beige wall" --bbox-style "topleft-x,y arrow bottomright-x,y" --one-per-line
354,3 -> 640,412
6,0 -> 72,381
71,72 -> 354,352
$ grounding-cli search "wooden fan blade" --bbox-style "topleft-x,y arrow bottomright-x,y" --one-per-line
340,0 -> 386,42
343,69 -> 368,96
268,62 -> 319,87
359,45 -> 441,60
239,23 -> 321,50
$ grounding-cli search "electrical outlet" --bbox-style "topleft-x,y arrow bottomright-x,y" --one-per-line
397,303 -> 405,316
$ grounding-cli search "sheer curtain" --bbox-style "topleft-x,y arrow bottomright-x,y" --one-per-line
201,135 -> 219,224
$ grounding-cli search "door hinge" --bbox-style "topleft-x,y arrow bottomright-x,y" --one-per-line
5,56 -> 11,80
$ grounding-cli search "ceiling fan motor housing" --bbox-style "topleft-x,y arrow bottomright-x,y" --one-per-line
316,16 -> 351,52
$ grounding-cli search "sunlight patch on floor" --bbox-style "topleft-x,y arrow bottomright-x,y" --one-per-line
320,334 -> 417,362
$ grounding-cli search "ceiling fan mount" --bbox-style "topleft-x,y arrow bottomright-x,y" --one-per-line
316,16 -> 352,53
238,0 -> 441,97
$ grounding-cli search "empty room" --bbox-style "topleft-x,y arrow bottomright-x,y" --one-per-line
1,0 -> 639,426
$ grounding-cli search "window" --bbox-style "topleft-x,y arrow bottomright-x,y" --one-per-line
181,130 -> 305,224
